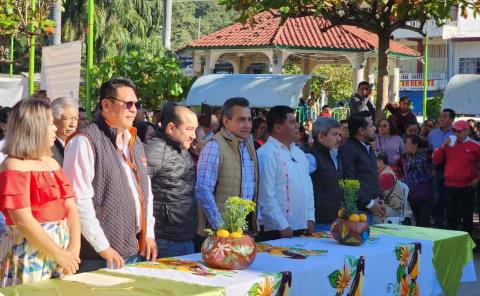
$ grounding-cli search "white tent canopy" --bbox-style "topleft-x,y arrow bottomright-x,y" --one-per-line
185,74 -> 310,108
443,74 -> 480,115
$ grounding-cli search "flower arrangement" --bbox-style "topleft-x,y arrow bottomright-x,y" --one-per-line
206,196 -> 256,238
331,179 -> 370,246
201,196 -> 257,270
337,179 -> 367,222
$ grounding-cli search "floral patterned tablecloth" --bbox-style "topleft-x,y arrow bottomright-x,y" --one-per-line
1,228 -> 475,296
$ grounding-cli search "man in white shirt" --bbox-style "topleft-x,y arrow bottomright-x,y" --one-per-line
64,78 -> 156,272
257,106 -> 315,241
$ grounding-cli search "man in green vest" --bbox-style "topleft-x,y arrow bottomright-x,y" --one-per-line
196,97 -> 259,239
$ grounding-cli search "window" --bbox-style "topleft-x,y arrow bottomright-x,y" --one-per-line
459,58 -> 480,74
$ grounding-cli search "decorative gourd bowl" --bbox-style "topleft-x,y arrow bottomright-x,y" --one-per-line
330,218 -> 370,246
201,234 -> 257,270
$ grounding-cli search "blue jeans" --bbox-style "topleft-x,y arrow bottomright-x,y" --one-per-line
0,213 -> 6,237
156,239 -> 194,258
78,254 -> 142,273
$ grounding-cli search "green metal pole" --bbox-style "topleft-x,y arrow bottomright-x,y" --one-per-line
28,0 -> 36,96
9,35 -> 14,78
86,0 -> 94,120
422,34 -> 429,121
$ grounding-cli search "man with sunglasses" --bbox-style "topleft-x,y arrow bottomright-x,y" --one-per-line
432,120 -> 480,235
64,78 -> 157,272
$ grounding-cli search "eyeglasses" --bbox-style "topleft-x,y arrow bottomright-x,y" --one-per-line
110,97 -> 138,110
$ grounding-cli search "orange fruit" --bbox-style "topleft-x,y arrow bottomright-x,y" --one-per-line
216,229 -> 230,238
230,231 -> 243,238
348,213 -> 360,222
359,214 -> 368,222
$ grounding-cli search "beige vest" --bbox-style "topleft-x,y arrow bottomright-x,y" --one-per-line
380,166 -> 404,212
197,128 -> 259,235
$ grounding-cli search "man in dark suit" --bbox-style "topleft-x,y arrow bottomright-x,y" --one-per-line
307,117 -> 343,228
51,97 -> 79,166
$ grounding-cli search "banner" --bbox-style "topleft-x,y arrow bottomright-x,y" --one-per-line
0,77 -> 26,107
40,40 -> 82,101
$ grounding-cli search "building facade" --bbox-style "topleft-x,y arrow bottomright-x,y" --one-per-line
393,7 -> 480,115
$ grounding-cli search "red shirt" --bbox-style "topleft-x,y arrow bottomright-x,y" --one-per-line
432,138 -> 480,187
0,170 -> 74,225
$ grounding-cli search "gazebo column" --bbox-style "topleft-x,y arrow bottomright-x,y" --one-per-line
348,55 -> 366,93
367,57 -> 376,85
388,58 -> 400,102
272,49 -> 288,74
203,50 -> 222,75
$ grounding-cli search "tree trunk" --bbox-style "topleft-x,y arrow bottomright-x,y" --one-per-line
375,33 -> 390,122
49,0 -> 62,45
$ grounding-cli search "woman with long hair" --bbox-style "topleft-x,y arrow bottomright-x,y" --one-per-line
0,99 -> 81,286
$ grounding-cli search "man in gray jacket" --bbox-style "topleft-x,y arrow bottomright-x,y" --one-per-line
349,81 -> 375,120
144,103 -> 199,257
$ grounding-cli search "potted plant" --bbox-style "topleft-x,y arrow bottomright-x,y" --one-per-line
201,196 -> 257,270
330,179 -> 370,246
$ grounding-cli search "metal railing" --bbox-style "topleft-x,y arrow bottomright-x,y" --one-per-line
400,73 -> 447,80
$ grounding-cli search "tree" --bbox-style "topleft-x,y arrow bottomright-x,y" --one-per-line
0,0 -> 54,66
219,0 -> 480,120
311,65 -> 353,105
62,0 -> 164,62
90,50 -> 194,111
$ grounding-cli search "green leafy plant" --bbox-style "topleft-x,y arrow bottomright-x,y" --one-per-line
221,196 -> 256,233
89,50 -> 194,110
338,179 -> 360,219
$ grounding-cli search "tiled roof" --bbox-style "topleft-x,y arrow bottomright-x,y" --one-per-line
189,11 -> 419,57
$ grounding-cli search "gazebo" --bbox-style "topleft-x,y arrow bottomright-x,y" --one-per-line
183,11 -> 420,101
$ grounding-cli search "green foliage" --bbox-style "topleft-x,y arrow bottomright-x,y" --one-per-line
0,0 -> 54,67
90,51 -> 194,111
311,65 -> 353,105
426,92 -> 443,121
221,196 -> 256,233
338,179 -> 360,218
282,63 -> 302,74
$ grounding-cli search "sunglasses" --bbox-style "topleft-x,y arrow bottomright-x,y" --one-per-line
110,97 -> 140,110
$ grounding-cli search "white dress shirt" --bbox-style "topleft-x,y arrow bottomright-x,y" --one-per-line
257,136 -> 315,231
63,129 -> 155,253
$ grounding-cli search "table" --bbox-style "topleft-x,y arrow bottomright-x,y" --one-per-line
0,226 -> 475,296
372,224 -> 477,296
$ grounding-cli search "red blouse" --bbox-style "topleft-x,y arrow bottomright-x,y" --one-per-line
0,170 -> 75,225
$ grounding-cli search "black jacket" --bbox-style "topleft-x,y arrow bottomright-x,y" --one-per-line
349,93 -> 375,120
339,138 -> 381,210
309,142 -> 343,224
52,139 -> 64,166
144,131 -> 197,242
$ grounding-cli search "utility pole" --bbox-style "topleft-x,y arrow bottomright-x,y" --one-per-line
86,0 -> 94,120
422,34 -> 429,121
50,0 -> 62,45
28,0 -> 37,96
197,16 -> 201,39
9,36 -> 14,78
162,0 -> 172,49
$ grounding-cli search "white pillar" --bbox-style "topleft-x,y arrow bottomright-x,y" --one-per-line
367,58 -> 376,85
272,49 -> 289,74
203,50 -> 213,75
347,55 -> 366,93
388,58 -> 400,102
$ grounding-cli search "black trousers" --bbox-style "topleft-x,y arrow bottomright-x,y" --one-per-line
409,199 -> 431,227
445,186 -> 474,235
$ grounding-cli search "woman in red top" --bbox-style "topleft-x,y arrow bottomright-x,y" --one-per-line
0,99 -> 81,286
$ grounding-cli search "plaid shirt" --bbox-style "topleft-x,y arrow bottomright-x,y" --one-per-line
195,135 -> 255,230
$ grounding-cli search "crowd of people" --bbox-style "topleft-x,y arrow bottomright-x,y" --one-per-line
0,78 -> 479,287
